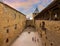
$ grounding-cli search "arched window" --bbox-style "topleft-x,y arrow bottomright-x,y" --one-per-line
54,13 -> 58,20
55,13 -> 57,18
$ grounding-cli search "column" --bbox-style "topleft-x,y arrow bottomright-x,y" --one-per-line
48,10 -> 52,20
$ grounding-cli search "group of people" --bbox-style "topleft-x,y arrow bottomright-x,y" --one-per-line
28,32 -> 40,43
32,37 -> 39,43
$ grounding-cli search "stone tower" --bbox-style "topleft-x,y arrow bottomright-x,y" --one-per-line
32,7 -> 39,26
33,7 -> 39,18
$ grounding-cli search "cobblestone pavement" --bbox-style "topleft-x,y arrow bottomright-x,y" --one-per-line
11,27 -> 42,46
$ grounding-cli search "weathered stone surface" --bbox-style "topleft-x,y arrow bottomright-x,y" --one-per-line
35,20 -> 60,46
0,2 -> 26,46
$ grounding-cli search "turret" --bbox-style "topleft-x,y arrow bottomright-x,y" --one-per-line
33,7 -> 39,18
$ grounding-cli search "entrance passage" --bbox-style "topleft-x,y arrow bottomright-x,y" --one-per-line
11,27 -> 42,46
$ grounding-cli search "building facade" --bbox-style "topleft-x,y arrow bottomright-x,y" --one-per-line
34,0 -> 60,46
34,0 -> 60,29
0,2 -> 26,46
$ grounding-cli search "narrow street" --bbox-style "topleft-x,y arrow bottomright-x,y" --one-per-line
11,27 -> 42,46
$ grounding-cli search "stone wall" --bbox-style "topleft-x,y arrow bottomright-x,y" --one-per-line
0,2 -> 26,46
35,20 -> 60,46
26,20 -> 34,27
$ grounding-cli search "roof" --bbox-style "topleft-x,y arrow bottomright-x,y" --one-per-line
34,0 -> 60,19
33,7 -> 39,13
0,1 -> 26,16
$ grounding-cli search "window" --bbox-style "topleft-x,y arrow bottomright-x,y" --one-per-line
46,36 -> 47,39
55,13 -> 57,18
54,13 -> 58,20
6,38 -> 9,43
6,29 -> 9,33
15,24 -> 17,29
14,13 -> 16,19
50,42 -> 53,46
35,13 -> 36,15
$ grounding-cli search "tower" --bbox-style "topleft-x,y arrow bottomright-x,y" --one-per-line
32,7 -> 39,26
33,7 -> 39,18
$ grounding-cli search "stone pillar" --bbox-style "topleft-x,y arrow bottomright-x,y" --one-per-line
48,10 -> 52,20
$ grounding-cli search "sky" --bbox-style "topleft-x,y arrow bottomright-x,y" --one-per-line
2,0 -> 54,18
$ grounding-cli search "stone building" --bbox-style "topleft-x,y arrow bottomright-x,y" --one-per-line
26,20 -> 33,27
33,7 -> 39,18
32,7 -> 39,26
34,0 -> 60,46
25,8 -> 39,27
0,2 -> 26,46
35,0 -> 60,20
34,0 -> 60,29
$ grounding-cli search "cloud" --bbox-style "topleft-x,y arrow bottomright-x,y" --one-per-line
3,0 -> 53,18
4,0 -> 40,9
3,0 -> 40,15
4,0 -> 53,11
